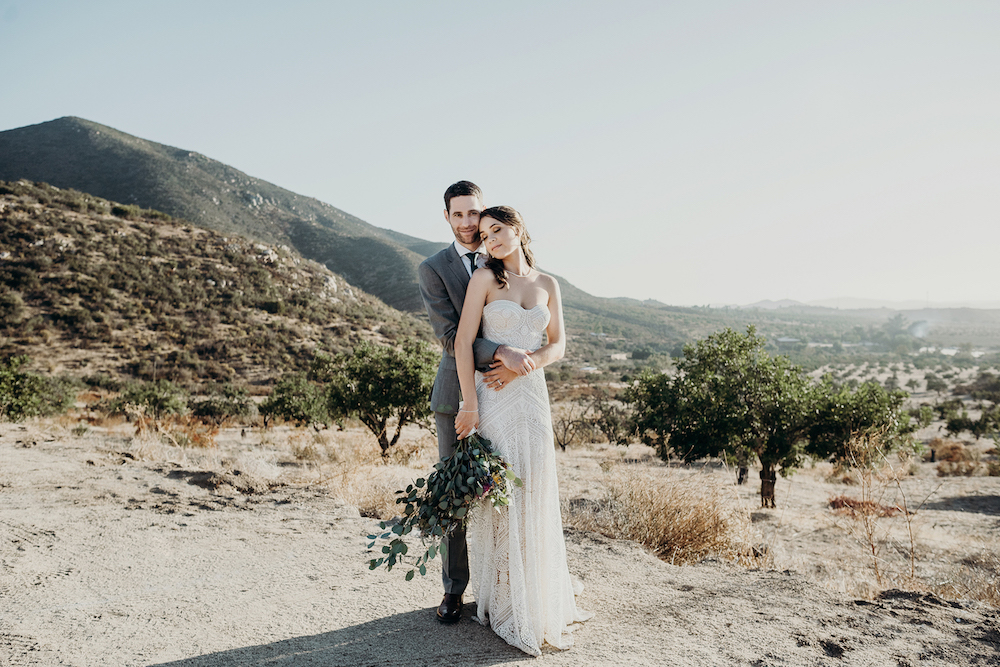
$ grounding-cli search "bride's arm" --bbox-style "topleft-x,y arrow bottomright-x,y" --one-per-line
527,275 -> 566,368
454,270 -> 491,439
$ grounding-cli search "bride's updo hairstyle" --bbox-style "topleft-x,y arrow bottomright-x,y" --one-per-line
481,206 -> 535,290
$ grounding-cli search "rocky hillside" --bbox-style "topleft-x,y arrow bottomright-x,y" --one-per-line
0,117 -> 428,311
0,180 -> 431,385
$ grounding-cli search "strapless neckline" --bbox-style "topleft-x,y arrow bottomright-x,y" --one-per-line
484,300 -> 547,313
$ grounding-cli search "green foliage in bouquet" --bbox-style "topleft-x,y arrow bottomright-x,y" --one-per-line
367,433 -> 523,581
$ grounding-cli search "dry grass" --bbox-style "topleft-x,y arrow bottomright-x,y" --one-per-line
825,464 -> 859,485
934,551 -> 1000,607
563,467 -> 752,565
306,427 -> 438,519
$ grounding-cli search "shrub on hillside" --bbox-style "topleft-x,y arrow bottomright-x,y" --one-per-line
83,373 -> 125,392
111,204 -> 142,219
191,383 -> 255,425
0,292 -> 25,325
107,379 -> 188,420
0,356 -> 74,421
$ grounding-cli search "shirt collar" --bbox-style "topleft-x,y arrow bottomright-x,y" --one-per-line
452,240 -> 484,258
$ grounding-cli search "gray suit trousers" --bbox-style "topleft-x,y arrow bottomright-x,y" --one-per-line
435,411 -> 468,595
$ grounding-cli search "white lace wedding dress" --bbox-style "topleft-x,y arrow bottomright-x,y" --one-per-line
467,299 -> 591,657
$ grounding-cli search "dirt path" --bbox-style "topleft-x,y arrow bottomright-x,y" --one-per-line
1,424 -> 998,666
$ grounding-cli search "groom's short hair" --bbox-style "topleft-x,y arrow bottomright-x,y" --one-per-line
444,181 -> 483,212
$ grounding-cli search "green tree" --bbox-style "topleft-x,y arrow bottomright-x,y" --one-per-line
259,373 -> 329,430
191,383 -> 254,425
0,356 -> 73,421
586,387 -> 634,446
807,380 -> 913,461
109,379 -> 187,420
317,339 -> 436,456
626,326 -> 818,508
925,373 -> 948,395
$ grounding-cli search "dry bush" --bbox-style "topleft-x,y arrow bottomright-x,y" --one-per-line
288,431 -> 326,462
935,441 -> 980,476
937,460 -> 981,476
935,439 -> 972,463
838,431 -> 922,586
165,416 -> 219,448
76,390 -> 106,405
829,495 -> 903,518
563,469 -> 750,565
121,407 -> 218,455
84,411 -> 126,429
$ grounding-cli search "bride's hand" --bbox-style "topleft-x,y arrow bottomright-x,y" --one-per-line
496,345 -> 536,376
482,361 -> 518,391
455,408 -> 479,440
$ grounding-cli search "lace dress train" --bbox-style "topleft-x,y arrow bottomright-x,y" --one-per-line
467,300 -> 590,657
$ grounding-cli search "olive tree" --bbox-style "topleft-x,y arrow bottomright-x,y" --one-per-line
259,373 -> 330,430
317,339 -> 437,457
626,326 -> 818,508
807,379 -> 917,460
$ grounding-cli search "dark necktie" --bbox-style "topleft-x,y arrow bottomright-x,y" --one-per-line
464,252 -> 479,276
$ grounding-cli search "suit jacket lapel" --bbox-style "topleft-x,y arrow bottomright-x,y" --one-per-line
447,244 -> 471,290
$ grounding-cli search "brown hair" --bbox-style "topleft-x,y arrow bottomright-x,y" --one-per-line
480,205 -> 535,290
443,180 -> 482,213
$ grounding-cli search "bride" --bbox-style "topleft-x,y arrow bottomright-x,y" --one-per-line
454,205 -> 590,656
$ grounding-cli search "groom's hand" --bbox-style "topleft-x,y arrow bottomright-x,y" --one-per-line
495,344 -> 536,376
483,361 -> 518,391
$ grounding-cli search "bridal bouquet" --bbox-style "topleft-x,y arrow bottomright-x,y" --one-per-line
367,433 -> 522,580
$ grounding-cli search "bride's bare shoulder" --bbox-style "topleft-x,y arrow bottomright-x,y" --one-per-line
535,271 -> 561,295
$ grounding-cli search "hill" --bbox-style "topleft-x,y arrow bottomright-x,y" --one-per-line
3,117 -> 999,374
0,180 -> 430,384
0,117 -> 428,311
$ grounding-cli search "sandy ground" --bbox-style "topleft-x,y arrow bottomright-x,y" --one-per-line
2,421 -> 999,667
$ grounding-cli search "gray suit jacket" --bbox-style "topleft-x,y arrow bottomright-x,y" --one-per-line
418,245 -> 500,414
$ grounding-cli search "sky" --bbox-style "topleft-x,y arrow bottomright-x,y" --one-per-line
2,1 -> 999,308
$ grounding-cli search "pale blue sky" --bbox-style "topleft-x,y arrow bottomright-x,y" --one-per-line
2,1 -> 998,307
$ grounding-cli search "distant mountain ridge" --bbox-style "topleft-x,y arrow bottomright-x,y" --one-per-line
4,117 -> 998,365
0,117 -> 428,310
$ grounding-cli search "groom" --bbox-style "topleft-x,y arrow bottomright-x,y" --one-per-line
417,180 -> 529,624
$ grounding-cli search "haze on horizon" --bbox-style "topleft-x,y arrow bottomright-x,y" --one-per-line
2,1 -> 998,308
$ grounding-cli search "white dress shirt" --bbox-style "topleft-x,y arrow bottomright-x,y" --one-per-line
452,240 -> 486,277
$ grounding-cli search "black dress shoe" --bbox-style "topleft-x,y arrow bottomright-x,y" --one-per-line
437,593 -> 463,624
